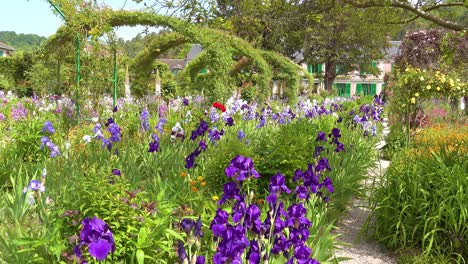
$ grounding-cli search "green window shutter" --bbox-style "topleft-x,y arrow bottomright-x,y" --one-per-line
345,83 -> 351,98
318,63 -> 323,73
371,84 -> 377,95
0,51 -> 3,56
356,83 -> 362,95
307,64 -> 312,74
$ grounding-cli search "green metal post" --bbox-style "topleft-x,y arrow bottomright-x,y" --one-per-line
75,34 -> 81,119
48,1 -> 66,20
113,49 -> 117,109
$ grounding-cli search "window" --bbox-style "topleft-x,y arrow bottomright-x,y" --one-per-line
335,83 -> 351,97
356,83 -> 377,96
307,63 -> 322,74
0,50 -> 3,57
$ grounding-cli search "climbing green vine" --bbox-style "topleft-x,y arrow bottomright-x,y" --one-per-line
44,2 -> 310,102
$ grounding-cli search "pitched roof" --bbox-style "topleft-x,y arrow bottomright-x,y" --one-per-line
0,41 -> 15,51
186,44 -> 203,62
157,59 -> 186,70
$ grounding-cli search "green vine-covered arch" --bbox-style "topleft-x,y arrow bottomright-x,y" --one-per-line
45,4 -> 312,102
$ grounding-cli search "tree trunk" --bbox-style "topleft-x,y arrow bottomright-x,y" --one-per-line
324,60 -> 337,91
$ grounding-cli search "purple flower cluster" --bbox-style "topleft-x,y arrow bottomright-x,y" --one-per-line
185,139 -> 208,169
40,136 -> 61,157
140,108 -> 150,132
23,179 -> 45,193
178,217 -> 205,264
208,127 -> 225,143
74,217 -> 115,261
101,118 -> 122,151
224,155 -> 260,182
155,118 -> 166,134
148,133 -> 160,153
11,102 -> 28,120
352,102 -> 384,137
210,163 -> 321,264
42,121 -> 55,134
190,119 -> 209,141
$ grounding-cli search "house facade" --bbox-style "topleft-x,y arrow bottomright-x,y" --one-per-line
0,42 -> 15,57
302,41 -> 401,97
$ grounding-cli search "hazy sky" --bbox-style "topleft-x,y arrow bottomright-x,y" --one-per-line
0,0 -> 159,40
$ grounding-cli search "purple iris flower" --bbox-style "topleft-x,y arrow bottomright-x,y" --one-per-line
105,118 -> 114,127
190,120 -> 209,141
335,141 -> 345,152
148,133 -> 160,153
42,121 -> 55,134
295,185 -> 309,200
185,152 -> 197,169
75,217 -> 115,261
181,218 -> 196,235
237,130 -> 245,141
196,256 -> 206,264
208,127 -> 224,143
210,209 -> 229,237
23,180 -> 45,193
218,182 -> 243,205
316,158 -> 331,172
194,216 -> 204,238
331,128 -> 341,139
112,106 -> 118,113
177,240 -> 187,262
224,155 -> 260,181
321,177 -> 334,193
183,98 -> 189,106
40,136 -> 61,158
155,118 -> 166,134
314,146 -> 325,158
112,169 -> 121,176
199,140 -> 207,151
225,116 -> 234,126
140,108 -> 150,132
315,132 -> 327,142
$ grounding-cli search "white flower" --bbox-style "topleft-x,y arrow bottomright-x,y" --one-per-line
27,192 -> 35,206
91,117 -> 99,123
82,135 -> 92,144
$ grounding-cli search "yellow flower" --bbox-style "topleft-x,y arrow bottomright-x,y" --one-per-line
415,93 -> 420,97
212,195 -> 219,201
410,97 -> 416,104
420,76 -> 424,81
426,85 -> 431,90
449,78 -> 454,87
197,176 -> 204,181
436,86 -> 441,91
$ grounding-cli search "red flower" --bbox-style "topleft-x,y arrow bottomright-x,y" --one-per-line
212,102 -> 226,113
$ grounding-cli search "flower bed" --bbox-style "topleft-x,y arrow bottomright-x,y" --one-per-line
0,91 -> 383,263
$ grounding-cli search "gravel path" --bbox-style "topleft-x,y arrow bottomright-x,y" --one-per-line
332,121 -> 397,264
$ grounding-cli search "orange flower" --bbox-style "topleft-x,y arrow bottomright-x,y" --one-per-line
190,180 -> 196,186
191,187 -> 198,193
180,172 -> 187,177
200,181 -> 207,187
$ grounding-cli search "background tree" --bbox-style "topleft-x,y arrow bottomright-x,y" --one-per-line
344,0 -> 467,31
304,1 -> 398,91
